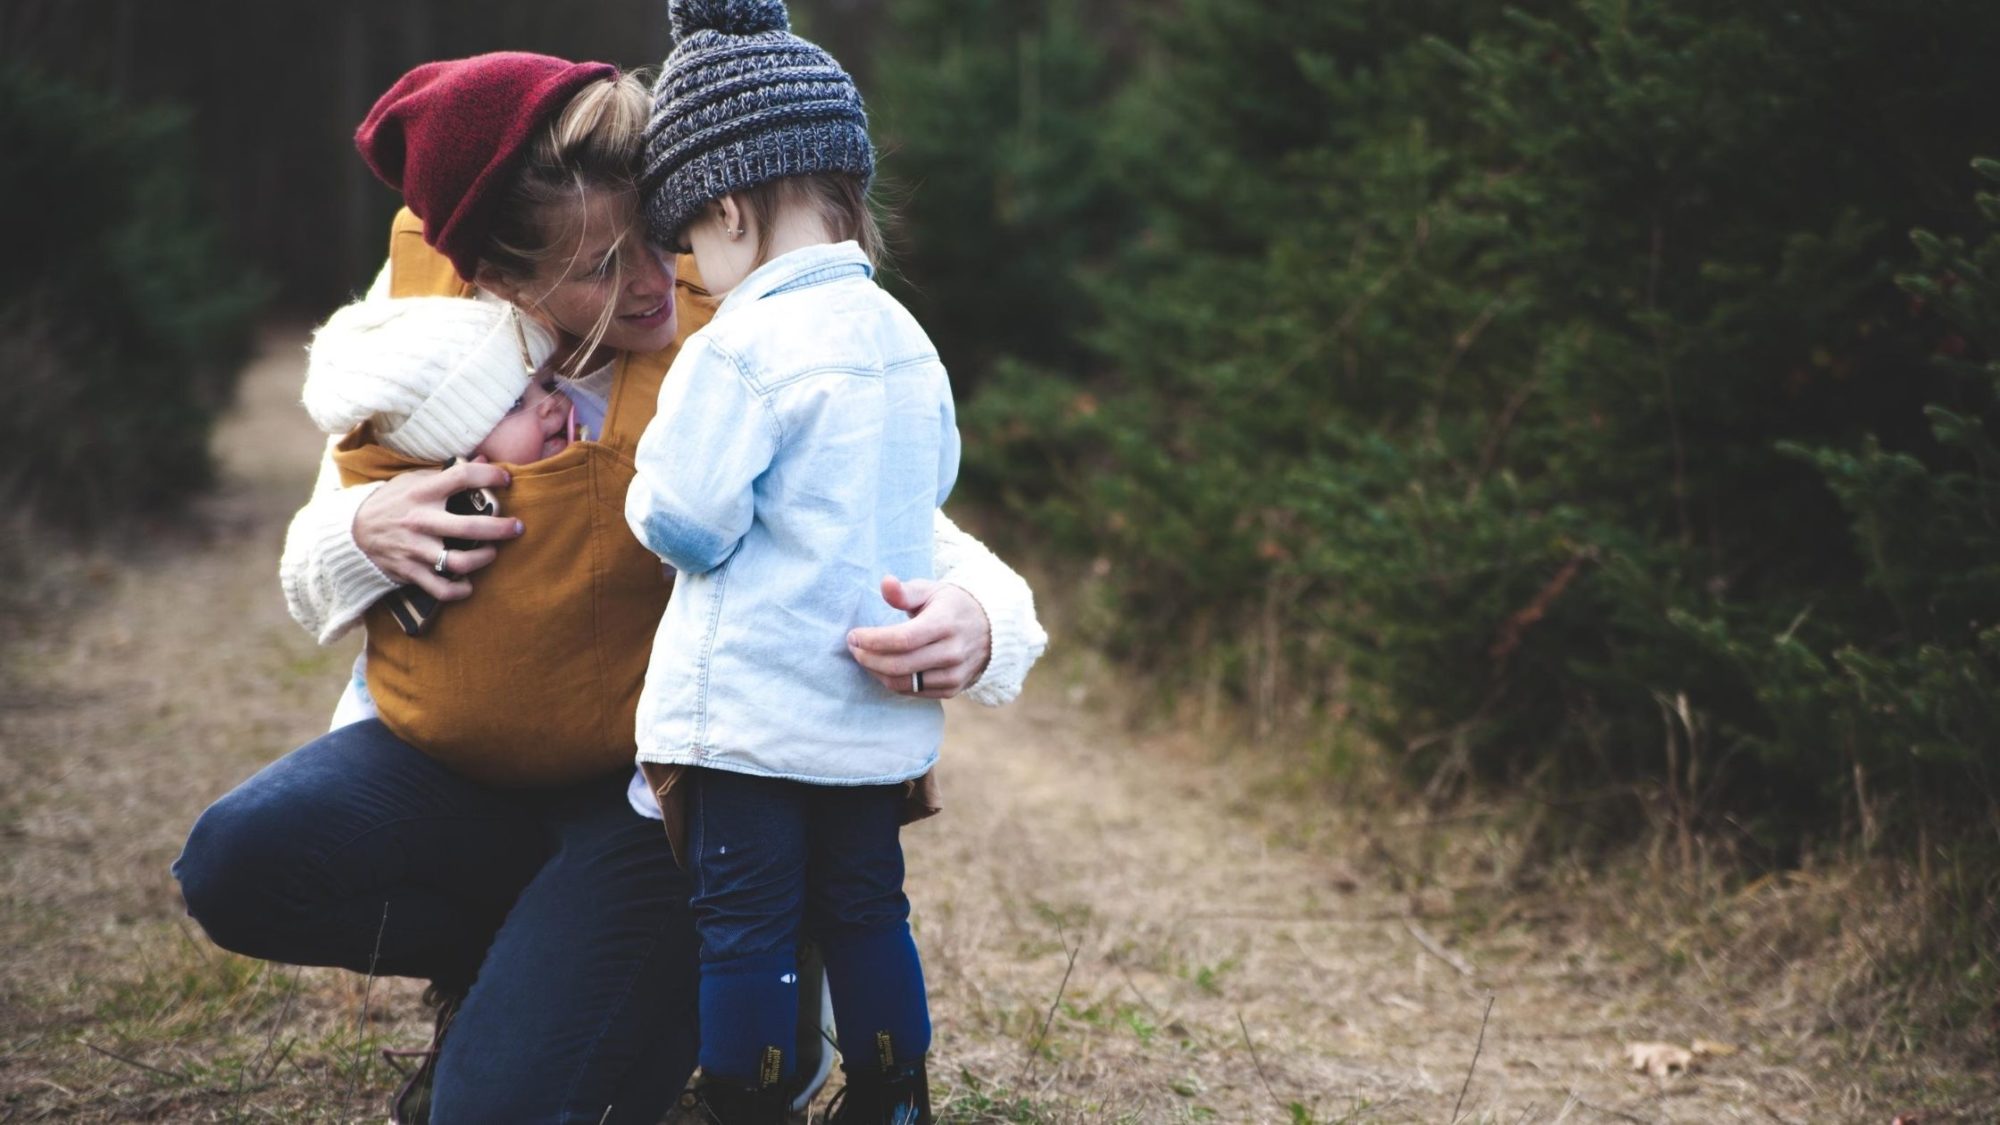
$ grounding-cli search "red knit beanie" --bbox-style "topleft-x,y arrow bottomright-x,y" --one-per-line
356,53 -> 619,282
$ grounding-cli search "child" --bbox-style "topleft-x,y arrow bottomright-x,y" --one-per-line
627,1 -> 956,1121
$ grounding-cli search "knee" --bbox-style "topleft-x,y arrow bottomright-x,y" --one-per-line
808,888 -> 910,940
173,788 -> 297,957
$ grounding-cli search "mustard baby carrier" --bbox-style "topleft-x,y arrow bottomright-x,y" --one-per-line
332,210 -> 716,789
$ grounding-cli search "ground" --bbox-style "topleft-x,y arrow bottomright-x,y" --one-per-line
2,330 -> 1991,1122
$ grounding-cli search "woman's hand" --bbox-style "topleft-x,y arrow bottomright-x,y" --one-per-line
352,461 -> 520,601
847,576 -> 993,699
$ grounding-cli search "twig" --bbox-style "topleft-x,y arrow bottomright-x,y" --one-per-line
1401,918 -> 1474,977
1756,1102 -> 1803,1125
261,1038 -> 298,1086
1235,1012 -> 1288,1121
1488,549 -> 1592,665
248,965 -> 302,1085
1016,927 -> 1078,1087
78,1039 -> 189,1084
0,1031 -> 49,1063
1571,1095 -> 1656,1124
1450,994 -> 1495,1124
1426,294 -> 1510,455
1472,361 -> 1548,490
345,902 -> 391,1108
1114,962 -> 1164,1020
175,917 -> 215,964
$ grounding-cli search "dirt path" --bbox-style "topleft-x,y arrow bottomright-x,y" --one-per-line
0,331 -> 1969,1122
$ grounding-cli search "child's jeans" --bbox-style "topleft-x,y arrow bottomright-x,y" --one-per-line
688,767 -> 931,1084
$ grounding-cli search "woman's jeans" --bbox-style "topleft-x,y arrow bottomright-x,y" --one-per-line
172,719 -> 698,1124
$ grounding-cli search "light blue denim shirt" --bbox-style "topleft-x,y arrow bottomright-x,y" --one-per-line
625,241 -> 959,784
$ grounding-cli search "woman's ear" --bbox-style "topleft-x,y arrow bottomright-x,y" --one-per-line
474,265 -> 525,307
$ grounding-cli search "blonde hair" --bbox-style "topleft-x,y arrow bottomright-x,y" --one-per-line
732,173 -> 887,269
478,72 -> 652,373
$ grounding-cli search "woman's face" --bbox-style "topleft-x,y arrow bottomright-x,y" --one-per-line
493,188 -> 680,357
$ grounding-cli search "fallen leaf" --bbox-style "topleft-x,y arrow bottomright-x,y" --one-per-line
1626,1041 -> 1695,1078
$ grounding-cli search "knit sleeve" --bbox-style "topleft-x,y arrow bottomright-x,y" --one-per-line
364,259 -> 393,301
932,510 -> 1048,706
279,435 -> 396,645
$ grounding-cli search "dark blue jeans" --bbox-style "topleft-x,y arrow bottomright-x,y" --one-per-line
173,720 -> 698,1124
688,768 -> 928,1083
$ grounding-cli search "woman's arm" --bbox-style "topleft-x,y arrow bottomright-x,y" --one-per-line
933,510 -> 1047,705
279,438 -> 394,644
845,510 -> 1049,705
278,438 -> 518,644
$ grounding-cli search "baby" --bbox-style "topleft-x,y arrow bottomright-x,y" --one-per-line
304,296 -> 572,470
302,296 -> 571,636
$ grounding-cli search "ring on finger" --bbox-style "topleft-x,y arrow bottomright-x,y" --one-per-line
912,671 -> 925,694
433,547 -> 453,578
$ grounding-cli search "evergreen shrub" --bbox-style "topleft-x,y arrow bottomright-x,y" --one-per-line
0,65 -> 264,530
876,0 -> 2000,847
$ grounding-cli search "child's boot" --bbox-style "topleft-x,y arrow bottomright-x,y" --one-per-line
821,1056 -> 932,1125
683,1075 -> 791,1125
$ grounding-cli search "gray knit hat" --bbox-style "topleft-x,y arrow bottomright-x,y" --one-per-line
640,0 -> 873,245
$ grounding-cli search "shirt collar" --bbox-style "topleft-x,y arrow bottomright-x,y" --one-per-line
716,241 -> 874,316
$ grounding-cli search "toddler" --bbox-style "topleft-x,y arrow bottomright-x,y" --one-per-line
627,1 -> 955,1121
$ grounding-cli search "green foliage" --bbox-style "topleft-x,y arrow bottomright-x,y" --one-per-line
0,65 -> 264,530
874,0 -> 2000,844
870,0 -> 1128,401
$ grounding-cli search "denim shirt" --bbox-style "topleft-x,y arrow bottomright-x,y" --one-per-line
625,242 -> 959,784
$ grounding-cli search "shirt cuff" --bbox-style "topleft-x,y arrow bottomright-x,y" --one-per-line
938,553 -> 1048,707
305,480 -> 397,644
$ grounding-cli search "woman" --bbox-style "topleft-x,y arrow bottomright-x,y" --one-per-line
173,53 -> 1045,1124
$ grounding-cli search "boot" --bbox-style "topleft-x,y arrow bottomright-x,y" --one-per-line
820,1056 -> 932,1125
385,983 -> 464,1125
681,1075 -> 791,1125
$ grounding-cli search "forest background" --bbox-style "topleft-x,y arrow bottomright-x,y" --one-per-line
5,0 -> 1998,1071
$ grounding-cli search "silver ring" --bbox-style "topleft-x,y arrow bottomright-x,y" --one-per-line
912,671 -> 924,694
433,547 -> 453,578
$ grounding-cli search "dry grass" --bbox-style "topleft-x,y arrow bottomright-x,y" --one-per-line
920,659 -> 1998,1122
4,328 -> 1997,1123
0,326 -> 427,1122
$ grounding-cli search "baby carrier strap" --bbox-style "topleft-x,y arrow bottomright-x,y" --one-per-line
386,208 -> 476,300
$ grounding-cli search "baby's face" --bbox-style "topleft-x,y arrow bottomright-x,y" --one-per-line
475,376 -> 573,464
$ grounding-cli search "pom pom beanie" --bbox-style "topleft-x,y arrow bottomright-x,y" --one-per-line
640,0 -> 873,245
